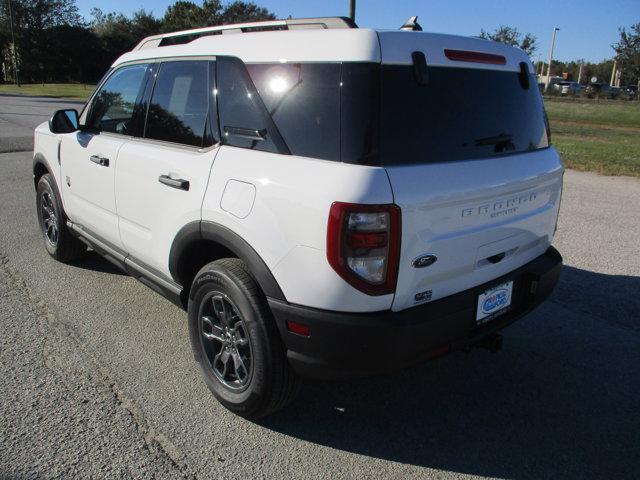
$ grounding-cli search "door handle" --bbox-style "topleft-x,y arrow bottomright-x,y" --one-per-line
159,175 -> 190,191
90,155 -> 109,167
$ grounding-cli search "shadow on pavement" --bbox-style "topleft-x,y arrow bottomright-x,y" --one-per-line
260,266 -> 639,479
71,251 -> 126,276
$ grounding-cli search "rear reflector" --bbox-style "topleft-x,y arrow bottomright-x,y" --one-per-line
286,320 -> 310,337
444,49 -> 507,65
428,345 -> 451,359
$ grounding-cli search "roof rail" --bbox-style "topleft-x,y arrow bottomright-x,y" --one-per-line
133,16 -> 358,51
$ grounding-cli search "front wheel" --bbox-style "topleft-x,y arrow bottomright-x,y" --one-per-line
188,258 -> 300,418
36,173 -> 86,262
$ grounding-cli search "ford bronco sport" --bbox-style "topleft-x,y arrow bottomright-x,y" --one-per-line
33,17 -> 563,418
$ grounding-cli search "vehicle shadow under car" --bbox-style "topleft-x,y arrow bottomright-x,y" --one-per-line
72,251 -> 127,276
259,266 -> 640,480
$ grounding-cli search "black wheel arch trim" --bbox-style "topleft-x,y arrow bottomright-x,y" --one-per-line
169,220 -> 286,302
33,153 -> 52,187
33,153 -> 66,215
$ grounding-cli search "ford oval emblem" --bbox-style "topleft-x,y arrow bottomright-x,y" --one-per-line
412,254 -> 437,268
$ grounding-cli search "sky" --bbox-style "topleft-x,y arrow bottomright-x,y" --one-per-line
75,0 -> 639,63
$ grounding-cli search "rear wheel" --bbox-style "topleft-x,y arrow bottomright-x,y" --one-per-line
36,173 -> 86,262
188,258 -> 300,418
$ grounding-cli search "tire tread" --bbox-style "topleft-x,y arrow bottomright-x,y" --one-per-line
193,258 -> 300,418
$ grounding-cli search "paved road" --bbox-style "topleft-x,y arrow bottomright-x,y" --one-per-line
1,95 -> 639,479
0,94 -> 85,153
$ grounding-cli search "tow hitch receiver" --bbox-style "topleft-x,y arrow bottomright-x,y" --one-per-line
466,333 -> 503,353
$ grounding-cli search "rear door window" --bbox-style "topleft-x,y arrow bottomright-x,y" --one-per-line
216,57 -> 285,154
145,60 -> 210,147
246,63 -> 341,161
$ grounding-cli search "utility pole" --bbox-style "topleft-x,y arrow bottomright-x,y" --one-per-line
609,59 -> 617,86
349,0 -> 356,22
7,0 -> 20,86
545,27 -> 560,92
577,62 -> 583,84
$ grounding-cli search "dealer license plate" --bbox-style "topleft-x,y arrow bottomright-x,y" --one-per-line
476,281 -> 513,324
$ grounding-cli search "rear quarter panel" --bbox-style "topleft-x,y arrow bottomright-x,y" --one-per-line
202,146 -> 395,312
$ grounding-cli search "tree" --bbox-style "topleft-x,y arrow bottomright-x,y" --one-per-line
42,25 -> 103,83
220,1 -> 275,24
613,22 -> 640,85
0,0 -> 277,84
162,0 -> 274,32
89,8 -> 161,72
162,1 -> 207,31
479,25 -> 537,57
0,0 -> 82,82
0,0 -> 81,32
131,9 -> 163,39
546,58 -> 614,84
89,8 -> 138,67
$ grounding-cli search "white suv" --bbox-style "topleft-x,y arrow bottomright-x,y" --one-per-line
33,17 -> 563,418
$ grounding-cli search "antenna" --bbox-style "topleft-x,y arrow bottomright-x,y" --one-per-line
400,16 -> 422,32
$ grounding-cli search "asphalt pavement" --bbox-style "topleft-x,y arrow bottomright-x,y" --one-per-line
1,93 -> 639,479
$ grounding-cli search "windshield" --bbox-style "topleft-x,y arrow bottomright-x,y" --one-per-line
379,65 -> 549,166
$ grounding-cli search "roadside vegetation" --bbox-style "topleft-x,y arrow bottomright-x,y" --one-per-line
0,83 -> 93,99
545,98 -> 640,177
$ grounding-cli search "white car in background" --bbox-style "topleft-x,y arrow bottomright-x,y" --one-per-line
559,81 -> 583,96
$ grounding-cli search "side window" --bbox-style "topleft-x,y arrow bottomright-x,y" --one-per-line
145,60 -> 212,147
246,63 -> 341,161
85,64 -> 148,135
216,57 -> 282,153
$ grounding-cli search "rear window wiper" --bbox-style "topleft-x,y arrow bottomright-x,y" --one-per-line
474,133 -> 513,146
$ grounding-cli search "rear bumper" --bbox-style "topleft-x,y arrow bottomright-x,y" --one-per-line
269,246 -> 562,380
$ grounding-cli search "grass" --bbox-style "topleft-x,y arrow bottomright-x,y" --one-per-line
545,98 -> 640,177
0,83 -> 94,100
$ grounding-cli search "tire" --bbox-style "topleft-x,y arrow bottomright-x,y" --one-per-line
36,173 -> 87,262
188,258 -> 300,418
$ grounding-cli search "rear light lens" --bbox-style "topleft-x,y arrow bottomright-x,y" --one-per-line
327,202 -> 401,295
444,49 -> 507,65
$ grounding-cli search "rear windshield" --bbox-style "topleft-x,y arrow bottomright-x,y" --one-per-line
379,65 -> 549,165
237,61 -> 549,165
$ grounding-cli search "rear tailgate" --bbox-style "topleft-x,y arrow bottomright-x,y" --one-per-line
376,31 -> 563,312
386,149 -> 562,311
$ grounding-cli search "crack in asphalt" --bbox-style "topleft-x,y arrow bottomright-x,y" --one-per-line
108,382 -> 195,479
0,253 -> 196,479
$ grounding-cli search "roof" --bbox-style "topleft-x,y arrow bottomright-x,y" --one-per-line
114,28 -> 381,66
113,21 -> 533,73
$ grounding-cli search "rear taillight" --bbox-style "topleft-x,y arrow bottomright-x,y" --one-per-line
327,202 -> 401,296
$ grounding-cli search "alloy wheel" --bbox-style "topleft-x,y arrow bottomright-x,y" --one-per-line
199,291 -> 253,391
40,192 -> 59,247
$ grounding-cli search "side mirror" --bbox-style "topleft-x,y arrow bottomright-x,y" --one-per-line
49,109 -> 79,134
